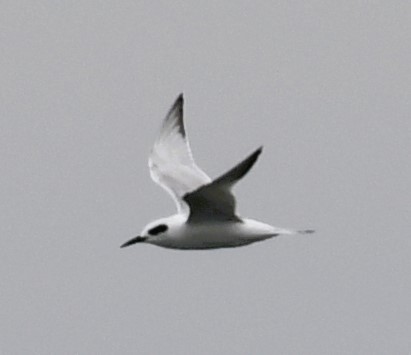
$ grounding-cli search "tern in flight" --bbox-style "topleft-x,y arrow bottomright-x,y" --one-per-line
121,94 -> 313,250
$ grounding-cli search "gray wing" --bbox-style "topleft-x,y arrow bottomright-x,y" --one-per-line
183,147 -> 263,223
149,94 -> 211,213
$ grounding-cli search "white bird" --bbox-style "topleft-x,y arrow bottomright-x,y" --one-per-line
121,94 -> 313,250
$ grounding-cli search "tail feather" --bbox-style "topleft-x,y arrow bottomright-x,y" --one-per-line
298,229 -> 315,234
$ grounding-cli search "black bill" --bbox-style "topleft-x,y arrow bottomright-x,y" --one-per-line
120,236 -> 147,248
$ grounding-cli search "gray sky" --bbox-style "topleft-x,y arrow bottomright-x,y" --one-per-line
1,1 -> 410,354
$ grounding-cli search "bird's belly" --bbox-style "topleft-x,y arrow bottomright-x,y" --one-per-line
158,236 -> 252,250
155,221 -> 278,250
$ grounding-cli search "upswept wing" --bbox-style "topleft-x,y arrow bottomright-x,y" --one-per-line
149,94 -> 211,212
183,147 -> 263,223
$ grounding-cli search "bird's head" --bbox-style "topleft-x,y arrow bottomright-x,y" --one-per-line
120,216 -> 181,248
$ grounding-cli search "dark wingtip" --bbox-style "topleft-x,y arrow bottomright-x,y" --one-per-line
167,93 -> 185,137
171,93 -> 183,111
248,145 -> 263,162
212,145 -> 264,186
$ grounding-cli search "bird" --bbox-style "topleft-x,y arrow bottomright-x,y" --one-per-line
121,94 -> 314,250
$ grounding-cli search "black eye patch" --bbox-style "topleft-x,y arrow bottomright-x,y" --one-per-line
148,224 -> 168,235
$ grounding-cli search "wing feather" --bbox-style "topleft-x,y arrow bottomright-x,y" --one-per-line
183,147 -> 263,223
148,94 -> 211,212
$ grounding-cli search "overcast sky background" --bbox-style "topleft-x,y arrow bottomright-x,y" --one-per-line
1,1 -> 410,354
